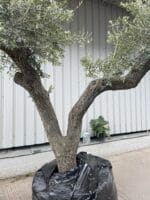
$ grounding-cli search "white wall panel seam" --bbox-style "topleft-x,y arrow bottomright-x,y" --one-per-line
12,82 -> 15,147
23,91 -> 27,145
0,72 -> 4,147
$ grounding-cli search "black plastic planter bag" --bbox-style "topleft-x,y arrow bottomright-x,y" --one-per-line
32,152 -> 118,200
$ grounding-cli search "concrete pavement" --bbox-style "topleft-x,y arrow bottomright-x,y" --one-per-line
1,134 -> 150,179
0,147 -> 150,200
111,148 -> 150,200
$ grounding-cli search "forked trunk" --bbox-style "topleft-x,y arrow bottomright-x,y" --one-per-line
14,70 -> 81,173
54,145 -> 77,172
48,134 -> 81,172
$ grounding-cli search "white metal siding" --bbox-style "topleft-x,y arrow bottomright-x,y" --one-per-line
0,0 -> 150,149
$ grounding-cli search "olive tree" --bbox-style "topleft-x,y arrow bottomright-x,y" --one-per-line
0,0 -> 150,172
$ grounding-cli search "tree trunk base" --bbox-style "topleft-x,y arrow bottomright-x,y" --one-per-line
32,152 -> 118,200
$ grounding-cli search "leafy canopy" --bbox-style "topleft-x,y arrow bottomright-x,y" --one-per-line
81,0 -> 150,79
0,0 -> 88,72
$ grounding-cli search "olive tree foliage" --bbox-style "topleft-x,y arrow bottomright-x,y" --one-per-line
82,0 -> 150,80
0,0 -> 150,172
0,0 -> 88,71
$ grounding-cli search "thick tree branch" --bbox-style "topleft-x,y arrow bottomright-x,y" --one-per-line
14,71 -> 62,141
67,53 -> 150,138
1,46 -> 63,146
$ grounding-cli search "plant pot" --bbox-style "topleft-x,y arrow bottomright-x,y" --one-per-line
94,133 -> 106,142
97,135 -> 106,141
32,152 -> 118,200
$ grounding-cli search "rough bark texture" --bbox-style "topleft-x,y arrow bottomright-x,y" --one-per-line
0,45 -> 150,172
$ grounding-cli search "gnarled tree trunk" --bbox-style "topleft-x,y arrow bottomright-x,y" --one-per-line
14,70 -> 80,172
14,69 -> 80,172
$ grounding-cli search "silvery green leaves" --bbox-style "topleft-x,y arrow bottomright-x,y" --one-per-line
0,0 -> 89,72
82,0 -> 150,80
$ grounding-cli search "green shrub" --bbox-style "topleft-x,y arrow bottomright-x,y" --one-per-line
90,116 -> 110,139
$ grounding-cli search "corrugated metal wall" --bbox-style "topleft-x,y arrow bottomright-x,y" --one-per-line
0,0 -> 150,149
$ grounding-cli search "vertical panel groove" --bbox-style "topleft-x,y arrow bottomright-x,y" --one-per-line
0,72 -> 4,148
23,91 -> 27,145
12,82 -> 16,147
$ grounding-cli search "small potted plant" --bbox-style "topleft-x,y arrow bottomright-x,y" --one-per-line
90,116 -> 110,141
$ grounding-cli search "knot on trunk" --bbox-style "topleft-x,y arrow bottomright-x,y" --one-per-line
14,71 -> 39,91
14,72 -> 24,86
